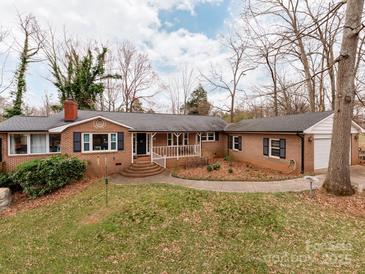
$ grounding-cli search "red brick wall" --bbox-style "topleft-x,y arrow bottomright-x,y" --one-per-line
1,119 -> 132,177
351,133 -> 360,165
227,133 -> 303,174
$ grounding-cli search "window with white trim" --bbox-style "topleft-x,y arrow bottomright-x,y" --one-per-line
269,139 -> 280,158
167,133 -> 189,146
201,132 -> 215,141
233,136 -> 240,151
9,133 -> 61,155
82,133 -> 117,152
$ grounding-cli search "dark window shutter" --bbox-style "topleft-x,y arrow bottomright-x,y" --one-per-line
215,132 -> 220,141
263,138 -> 269,156
279,139 -> 286,159
238,136 -> 242,151
118,132 -> 124,151
229,136 -> 233,149
73,132 -> 81,152
0,138 -> 2,162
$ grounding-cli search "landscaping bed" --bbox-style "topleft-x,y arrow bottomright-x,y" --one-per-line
174,158 -> 299,181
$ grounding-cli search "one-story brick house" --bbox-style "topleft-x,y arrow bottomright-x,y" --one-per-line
0,99 -> 362,177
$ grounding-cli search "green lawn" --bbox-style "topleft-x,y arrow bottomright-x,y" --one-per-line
0,181 -> 364,273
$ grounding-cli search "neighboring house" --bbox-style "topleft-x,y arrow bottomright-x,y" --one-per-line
0,99 -> 362,177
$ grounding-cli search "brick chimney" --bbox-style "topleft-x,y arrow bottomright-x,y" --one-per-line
64,98 -> 78,122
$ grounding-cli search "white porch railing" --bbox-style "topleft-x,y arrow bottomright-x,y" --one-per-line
152,144 -> 201,160
152,152 -> 166,168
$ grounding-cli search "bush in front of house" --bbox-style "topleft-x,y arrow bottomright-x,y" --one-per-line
228,167 -> 233,174
0,172 -> 21,192
207,162 -> 221,172
12,155 -> 87,198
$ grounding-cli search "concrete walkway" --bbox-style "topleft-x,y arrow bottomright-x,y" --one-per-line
110,165 -> 365,193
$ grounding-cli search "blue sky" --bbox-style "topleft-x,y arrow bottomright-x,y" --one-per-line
159,0 -> 231,38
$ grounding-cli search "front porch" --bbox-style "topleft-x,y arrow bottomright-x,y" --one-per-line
132,132 -> 202,168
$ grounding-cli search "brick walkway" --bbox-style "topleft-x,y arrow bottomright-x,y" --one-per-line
110,165 -> 365,193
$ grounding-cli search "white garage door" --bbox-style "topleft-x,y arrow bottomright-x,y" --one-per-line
314,137 -> 331,169
314,136 -> 351,170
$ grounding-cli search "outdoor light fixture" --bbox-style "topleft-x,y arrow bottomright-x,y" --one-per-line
308,136 -> 313,142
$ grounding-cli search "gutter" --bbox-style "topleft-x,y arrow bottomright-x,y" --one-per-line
296,132 -> 305,174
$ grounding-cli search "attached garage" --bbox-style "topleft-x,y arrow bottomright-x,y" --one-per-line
305,114 -> 360,171
313,135 -> 352,170
225,111 -> 364,174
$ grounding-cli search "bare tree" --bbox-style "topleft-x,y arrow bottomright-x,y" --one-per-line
4,14 -> 43,118
165,66 -> 196,114
203,33 -> 256,122
115,41 -> 158,112
323,0 -> 365,196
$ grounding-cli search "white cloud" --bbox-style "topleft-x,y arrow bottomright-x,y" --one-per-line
0,0 -> 256,112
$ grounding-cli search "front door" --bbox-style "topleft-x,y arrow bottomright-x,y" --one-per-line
136,133 -> 147,155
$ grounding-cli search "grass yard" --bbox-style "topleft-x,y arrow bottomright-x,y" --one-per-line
0,181 -> 364,273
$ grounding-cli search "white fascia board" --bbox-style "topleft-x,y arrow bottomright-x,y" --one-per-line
48,116 -> 134,133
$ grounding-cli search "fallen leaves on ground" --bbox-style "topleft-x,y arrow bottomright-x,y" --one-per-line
175,158 -> 298,181
1,179 -> 93,217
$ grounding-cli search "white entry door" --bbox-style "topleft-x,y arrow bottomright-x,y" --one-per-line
314,136 -> 351,170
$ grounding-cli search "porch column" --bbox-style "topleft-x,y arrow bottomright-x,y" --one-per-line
151,132 -> 157,160
198,132 -> 202,157
174,132 -> 181,160
131,133 -> 134,164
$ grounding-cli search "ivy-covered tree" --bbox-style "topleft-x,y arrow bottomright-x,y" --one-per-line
4,15 -> 42,118
185,84 -> 211,115
42,32 -> 108,110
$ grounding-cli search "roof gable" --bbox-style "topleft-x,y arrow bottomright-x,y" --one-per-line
303,113 -> 364,134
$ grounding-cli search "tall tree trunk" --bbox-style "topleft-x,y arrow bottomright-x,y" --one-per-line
323,0 -> 364,196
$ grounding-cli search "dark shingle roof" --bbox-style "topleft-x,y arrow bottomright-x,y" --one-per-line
225,111 -> 333,132
0,110 -> 227,132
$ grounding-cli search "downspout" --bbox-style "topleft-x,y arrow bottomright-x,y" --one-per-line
296,132 -> 305,174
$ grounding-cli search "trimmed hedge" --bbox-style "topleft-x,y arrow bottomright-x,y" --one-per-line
12,155 -> 87,198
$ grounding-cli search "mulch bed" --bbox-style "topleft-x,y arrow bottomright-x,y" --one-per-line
174,158 -> 299,181
299,189 -> 365,217
0,179 -> 94,217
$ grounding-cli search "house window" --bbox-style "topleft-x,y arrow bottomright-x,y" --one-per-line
270,139 -> 280,158
9,134 -> 28,155
167,133 -> 189,146
183,133 -> 189,145
9,133 -> 61,155
82,133 -> 117,152
30,134 -> 47,154
92,134 -> 109,151
83,134 -> 91,151
49,134 -> 61,152
233,136 -> 241,151
201,132 -> 215,142
110,133 -> 117,150
264,138 -> 286,159
167,133 -> 174,146
229,135 -> 242,151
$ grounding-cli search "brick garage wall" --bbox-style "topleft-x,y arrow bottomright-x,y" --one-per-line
351,133 -> 360,165
1,119 -> 132,177
227,133 -> 302,174
303,134 -> 314,173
